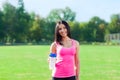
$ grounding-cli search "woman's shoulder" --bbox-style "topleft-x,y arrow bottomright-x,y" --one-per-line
50,42 -> 57,47
72,39 -> 80,46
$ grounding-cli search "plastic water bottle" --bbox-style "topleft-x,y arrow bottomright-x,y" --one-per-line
49,53 -> 56,70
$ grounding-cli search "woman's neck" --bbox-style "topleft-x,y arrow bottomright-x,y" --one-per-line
62,36 -> 71,42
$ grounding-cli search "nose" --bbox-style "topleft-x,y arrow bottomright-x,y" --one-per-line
61,28 -> 65,32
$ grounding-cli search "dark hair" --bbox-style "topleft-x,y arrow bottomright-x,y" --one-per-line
54,20 -> 71,44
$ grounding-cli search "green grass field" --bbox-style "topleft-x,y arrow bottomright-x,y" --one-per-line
0,45 -> 120,80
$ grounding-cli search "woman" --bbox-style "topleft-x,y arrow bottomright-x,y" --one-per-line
49,20 -> 80,80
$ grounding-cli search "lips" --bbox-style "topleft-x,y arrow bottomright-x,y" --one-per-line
61,32 -> 67,36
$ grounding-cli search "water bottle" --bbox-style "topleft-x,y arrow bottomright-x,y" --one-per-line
49,53 -> 56,70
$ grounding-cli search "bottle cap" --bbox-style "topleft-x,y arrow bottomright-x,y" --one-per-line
49,53 -> 56,57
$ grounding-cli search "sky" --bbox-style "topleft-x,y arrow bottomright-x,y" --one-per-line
0,0 -> 120,22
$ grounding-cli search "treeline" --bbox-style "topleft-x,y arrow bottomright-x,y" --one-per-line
0,1 -> 120,44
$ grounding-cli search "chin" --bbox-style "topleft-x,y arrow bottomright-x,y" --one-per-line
61,35 -> 67,38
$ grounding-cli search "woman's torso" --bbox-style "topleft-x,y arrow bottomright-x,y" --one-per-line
52,39 -> 76,78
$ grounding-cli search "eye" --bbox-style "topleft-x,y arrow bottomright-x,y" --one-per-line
58,28 -> 62,30
63,26 -> 66,29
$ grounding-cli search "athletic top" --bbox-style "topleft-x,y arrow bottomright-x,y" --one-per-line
52,39 -> 76,78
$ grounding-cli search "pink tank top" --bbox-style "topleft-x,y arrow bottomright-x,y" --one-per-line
52,39 -> 76,78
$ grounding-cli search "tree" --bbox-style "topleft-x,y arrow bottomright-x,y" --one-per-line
79,22 -> 88,41
29,15 -> 42,42
46,7 -> 76,22
2,2 -> 17,43
15,0 -> 31,43
69,21 -> 81,41
62,7 -> 76,21
108,14 -> 120,33
88,16 -> 107,42
0,11 -> 5,42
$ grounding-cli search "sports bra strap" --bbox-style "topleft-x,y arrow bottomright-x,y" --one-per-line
71,39 -> 76,47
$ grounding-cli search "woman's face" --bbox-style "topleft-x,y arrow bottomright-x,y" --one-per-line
58,24 -> 68,38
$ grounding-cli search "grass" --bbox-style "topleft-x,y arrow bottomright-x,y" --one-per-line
0,45 -> 120,80
80,45 -> 120,80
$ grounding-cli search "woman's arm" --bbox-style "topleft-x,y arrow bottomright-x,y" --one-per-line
75,41 -> 80,80
48,42 -> 56,62
50,42 -> 56,53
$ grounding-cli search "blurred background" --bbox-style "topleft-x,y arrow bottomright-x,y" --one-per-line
0,0 -> 120,80
0,0 -> 120,45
